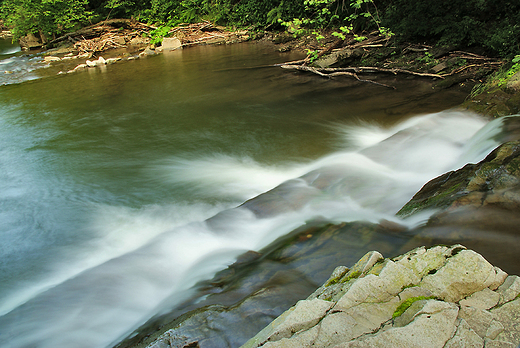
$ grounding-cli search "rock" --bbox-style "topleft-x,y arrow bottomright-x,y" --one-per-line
432,62 -> 449,73
506,72 -> 520,92
460,288 -> 500,310
273,33 -> 294,44
483,338 -> 516,348
105,57 -> 121,65
241,299 -> 333,347
491,298 -> 520,344
242,246 -> 520,348
67,63 -> 88,73
393,299 -> 448,327
139,47 -> 156,57
74,63 -> 87,70
313,47 -> 364,68
161,37 -> 182,51
19,32 -> 44,50
486,320 -> 506,340
339,300 -> 459,348
398,286 -> 434,301
419,249 -> 498,302
114,36 -> 126,46
458,305 -> 495,338
398,141 -> 520,218
129,36 -> 149,46
392,245 -> 456,279
496,275 -> 520,305
85,57 -> 108,67
261,326 -> 320,347
444,319 -> 484,348
44,56 -> 61,62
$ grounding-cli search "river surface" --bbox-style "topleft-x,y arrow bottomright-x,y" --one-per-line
0,40 -> 512,348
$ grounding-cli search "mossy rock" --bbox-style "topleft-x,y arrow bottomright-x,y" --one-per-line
392,296 -> 436,319
398,141 -> 520,218
462,87 -> 520,118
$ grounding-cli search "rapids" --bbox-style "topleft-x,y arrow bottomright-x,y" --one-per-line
0,40 -> 509,347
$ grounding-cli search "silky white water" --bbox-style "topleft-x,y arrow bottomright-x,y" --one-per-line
0,40 -> 505,348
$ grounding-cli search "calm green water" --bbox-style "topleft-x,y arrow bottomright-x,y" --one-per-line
0,41 -> 503,348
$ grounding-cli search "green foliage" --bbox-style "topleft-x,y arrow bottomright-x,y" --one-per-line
2,0 -> 518,62
497,56 -> 520,87
306,48 -> 319,62
1,0 -> 92,40
379,0 -> 520,56
101,0 -> 152,20
281,0 -> 392,43
470,54 -> 520,97
416,51 -> 437,67
228,0 -> 304,28
147,24 -> 171,45
313,30 -> 325,43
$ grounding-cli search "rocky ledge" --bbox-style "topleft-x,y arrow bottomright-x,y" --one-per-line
242,245 -> 520,348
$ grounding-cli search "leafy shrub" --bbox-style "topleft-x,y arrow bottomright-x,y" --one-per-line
1,0 -> 92,40
378,0 -> 520,56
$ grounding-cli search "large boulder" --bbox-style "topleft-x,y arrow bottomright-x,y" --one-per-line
242,246 -> 520,348
313,47 -> 364,68
160,37 -> 182,51
19,32 -> 44,50
397,140 -> 520,218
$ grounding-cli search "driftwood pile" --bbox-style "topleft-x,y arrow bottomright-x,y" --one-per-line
48,19 -> 236,54
277,34 -> 503,89
49,19 -> 154,53
165,20 -> 233,46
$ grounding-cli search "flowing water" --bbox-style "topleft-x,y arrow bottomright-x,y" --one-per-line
0,40 -> 513,348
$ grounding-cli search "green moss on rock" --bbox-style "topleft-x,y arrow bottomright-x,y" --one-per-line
392,296 -> 436,319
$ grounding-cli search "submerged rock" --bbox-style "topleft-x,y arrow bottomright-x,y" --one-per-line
115,221 -> 413,348
242,246 -> 520,348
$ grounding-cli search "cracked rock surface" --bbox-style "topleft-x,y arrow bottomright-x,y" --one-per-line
241,245 -> 520,348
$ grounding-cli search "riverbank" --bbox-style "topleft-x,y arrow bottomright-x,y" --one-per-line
39,23 -> 520,117
6,20 -> 511,95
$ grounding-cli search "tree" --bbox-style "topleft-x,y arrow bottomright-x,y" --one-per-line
1,0 -> 92,41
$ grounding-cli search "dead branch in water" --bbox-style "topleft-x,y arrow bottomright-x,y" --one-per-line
441,61 -> 503,77
315,66 -> 444,79
279,63 -> 445,89
280,65 -> 397,89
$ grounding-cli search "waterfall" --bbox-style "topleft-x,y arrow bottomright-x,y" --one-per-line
0,109 -> 506,348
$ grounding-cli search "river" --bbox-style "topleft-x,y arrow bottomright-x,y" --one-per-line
0,39 -> 512,348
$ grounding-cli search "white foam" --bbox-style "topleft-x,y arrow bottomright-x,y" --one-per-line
0,110 -> 507,348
